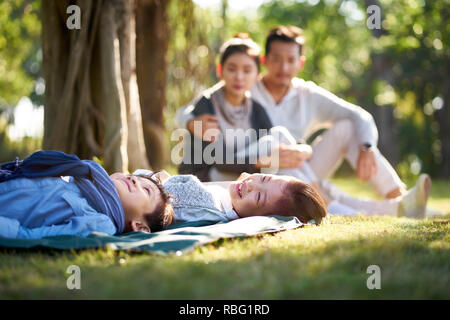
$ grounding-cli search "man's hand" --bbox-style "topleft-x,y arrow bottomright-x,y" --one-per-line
356,149 -> 378,181
187,114 -> 219,142
256,144 -> 311,169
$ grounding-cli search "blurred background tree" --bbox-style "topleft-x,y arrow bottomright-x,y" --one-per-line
0,0 -> 42,162
0,0 -> 448,179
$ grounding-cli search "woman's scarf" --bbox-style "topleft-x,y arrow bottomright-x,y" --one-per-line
210,82 -> 253,133
210,82 -> 253,151
0,150 -> 125,233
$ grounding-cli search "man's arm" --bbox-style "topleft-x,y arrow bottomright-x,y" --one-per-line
307,81 -> 378,147
306,81 -> 379,180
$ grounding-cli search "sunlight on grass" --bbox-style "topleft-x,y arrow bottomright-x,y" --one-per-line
0,177 -> 449,299
1,214 -> 448,299
332,177 -> 450,215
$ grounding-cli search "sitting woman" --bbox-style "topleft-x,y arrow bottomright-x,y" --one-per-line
178,33 -> 274,182
0,151 -> 174,239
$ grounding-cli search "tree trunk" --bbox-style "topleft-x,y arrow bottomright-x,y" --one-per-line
136,0 -> 170,170
116,0 -> 150,171
42,0 -> 149,173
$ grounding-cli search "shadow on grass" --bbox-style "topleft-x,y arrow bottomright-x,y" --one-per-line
1,218 -> 448,299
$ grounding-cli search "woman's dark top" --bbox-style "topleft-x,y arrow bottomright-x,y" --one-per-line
178,93 -> 273,182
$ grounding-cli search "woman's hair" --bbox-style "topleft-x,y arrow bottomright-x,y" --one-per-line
275,179 -> 327,225
136,173 -> 174,232
219,32 -> 261,71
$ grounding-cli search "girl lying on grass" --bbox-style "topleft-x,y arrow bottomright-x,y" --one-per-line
160,171 -> 327,225
138,168 -> 431,225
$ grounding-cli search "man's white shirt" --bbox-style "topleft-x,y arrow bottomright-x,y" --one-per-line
250,77 -> 378,146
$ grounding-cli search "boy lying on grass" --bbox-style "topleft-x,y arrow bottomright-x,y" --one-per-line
0,150 -> 174,239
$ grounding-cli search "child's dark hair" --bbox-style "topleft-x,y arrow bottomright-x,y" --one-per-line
265,25 -> 305,56
136,173 -> 174,232
219,33 -> 261,71
275,179 -> 327,225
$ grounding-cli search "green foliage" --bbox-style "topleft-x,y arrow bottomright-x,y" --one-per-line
0,0 -> 42,108
0,115 -> 41,163
0,0 -> 42,159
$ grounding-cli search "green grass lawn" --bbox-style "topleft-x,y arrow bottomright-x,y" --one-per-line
0,178 -> 449,299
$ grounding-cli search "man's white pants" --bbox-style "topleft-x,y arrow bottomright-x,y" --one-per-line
240,124 -> 403,216
308,119 -> 405,198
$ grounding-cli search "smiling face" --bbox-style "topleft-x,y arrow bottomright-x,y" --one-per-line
228,173 -> 294,218
221,52 -> 259,103
264,40 -> 303,88
110,173 -> 163,232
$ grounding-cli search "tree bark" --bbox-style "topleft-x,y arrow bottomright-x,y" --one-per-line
42,0 -> 149,173
116,0 -> 150,171
136,0 -> 170,170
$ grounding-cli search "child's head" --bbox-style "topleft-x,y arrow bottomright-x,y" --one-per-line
218,33 -> 261,100
228,173 -> 327,224
110,172 -> 173,233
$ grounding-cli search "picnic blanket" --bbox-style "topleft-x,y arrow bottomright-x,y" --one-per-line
0,215 -> 303,255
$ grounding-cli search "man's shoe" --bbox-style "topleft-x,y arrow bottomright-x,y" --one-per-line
397,174 -> 431,219
426,208 -> 445,217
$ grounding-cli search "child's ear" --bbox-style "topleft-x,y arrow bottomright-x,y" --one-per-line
130,220 -> 151,233
299,56 -> 306,70
216,64 -> 222,78
260,56 -> 266,66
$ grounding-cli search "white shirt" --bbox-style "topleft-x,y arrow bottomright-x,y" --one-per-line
250,78 -> 378,146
